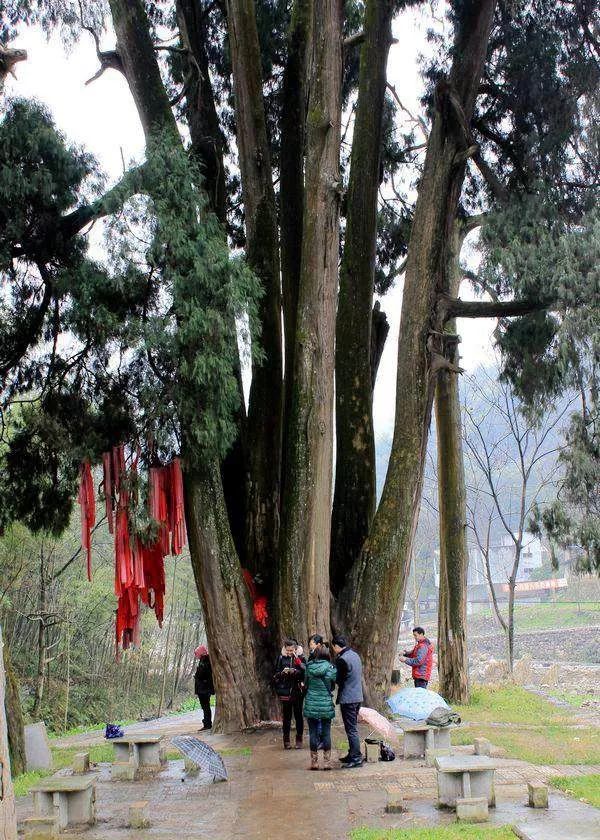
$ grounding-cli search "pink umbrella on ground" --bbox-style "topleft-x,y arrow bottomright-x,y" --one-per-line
358,707 -> 400,743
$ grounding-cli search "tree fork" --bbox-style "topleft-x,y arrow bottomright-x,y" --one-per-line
331,0 -> 396,605
347,0 -> 497,707
278,0 -> 343,643
225,0 -> 283,591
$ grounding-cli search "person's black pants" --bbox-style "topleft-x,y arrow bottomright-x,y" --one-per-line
197,693 -> 212,728
281,697 -> 304,743
307,718 -> 331,751
414,678 -> 428,688
340,702 -> 361,760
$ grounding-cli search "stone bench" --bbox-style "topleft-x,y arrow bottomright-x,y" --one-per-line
435,754 -> 496,809
111,734 -> 166,780
395,719 -> 456,759
29,775 -> 96,832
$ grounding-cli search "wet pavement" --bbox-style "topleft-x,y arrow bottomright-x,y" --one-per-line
19,719 -> 600,839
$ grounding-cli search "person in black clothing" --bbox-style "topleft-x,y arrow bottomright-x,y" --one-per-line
273,638 -> 306,749
194,645 -> 214,730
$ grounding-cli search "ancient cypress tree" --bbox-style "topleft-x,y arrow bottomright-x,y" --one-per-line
4,0 -> 597,728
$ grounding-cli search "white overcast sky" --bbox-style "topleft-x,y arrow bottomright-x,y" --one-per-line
5,5 -> 496,440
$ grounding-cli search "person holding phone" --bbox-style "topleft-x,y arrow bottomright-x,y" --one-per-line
272,638 -> 306,749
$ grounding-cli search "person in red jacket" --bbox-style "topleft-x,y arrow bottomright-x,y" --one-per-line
401,626 -> 434,688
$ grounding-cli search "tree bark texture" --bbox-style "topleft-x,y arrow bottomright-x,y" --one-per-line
278,0 -> 343,643
331,0 -> 395,601
176,0 -> 249,567
3,642 -> 25,778
347,0 -> 497,706
435,221 -> 470,703
280,0 -> 309,490
226,0 -> 283,588
109,0 -> 264,731
184,464 -> 267,731
0,627 -> 17,840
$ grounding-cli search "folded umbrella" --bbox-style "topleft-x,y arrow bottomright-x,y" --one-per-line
172,735 -> 228,781
386,687 -> 450,721
358,706 -> 400,743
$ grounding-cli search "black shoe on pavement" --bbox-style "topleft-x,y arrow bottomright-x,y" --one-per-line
339,754 -> 351,763
341,757 -> 363,769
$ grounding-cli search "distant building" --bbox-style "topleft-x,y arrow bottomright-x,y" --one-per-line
466,532 -> 548,587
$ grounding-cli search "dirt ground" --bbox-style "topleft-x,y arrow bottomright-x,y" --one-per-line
17,714 -> 600,839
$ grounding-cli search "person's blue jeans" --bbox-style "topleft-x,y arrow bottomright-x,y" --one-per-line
340,702 -> 361,760
307,718 -> 331,751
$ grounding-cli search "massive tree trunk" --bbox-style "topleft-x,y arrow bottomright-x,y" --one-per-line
3,641 -> 25,778
0,627 -> 17,840
278,0 -> 343,643
184,464 -> 266,730
108,0 -> 264,731
435,219 -> 470,703
226,0 -> 283,588
347,0 -> 497,706
280,0 -> 309,492
331,0 -> 395,604
176,0 -> 249,566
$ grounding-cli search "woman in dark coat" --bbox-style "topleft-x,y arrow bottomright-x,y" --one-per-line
194,645 -> 214,730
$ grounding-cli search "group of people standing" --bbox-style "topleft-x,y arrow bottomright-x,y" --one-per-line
272,633 -> 365,770
194,625 -> 434,772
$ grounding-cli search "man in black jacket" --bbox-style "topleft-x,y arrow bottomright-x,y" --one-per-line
194,645 -> 214,730
273,639 -> 306,749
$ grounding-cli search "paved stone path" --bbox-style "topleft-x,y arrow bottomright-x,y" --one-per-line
20,719 -> 600,839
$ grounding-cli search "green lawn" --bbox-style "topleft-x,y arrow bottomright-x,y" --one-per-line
453,685 -> 569,726
450,685 -> 600,765
551,774 -> 600,808
470,601 -> 600,633
350,827 -> 516,840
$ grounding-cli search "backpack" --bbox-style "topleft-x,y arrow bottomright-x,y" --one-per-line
425,706 -> 461,727
105,723 -> 124,739
380,742 -> 396,761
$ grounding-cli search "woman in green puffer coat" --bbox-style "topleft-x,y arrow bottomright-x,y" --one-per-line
303,646 -> 337,771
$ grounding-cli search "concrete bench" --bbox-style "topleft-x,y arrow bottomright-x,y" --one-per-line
396,719 -> 456,759
111,734 -> 166,780
29,775 -> 96,831
435,754 -> 496,809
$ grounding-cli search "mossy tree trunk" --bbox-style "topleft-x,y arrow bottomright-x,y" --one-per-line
278,0 -> 343,643
436,220 -> 470,703
331,0 -> 395,607
3,641 -> 25,778
176,0 -> 249,567
226,0 -> 283,589
0,627 -> 17,840
347,0 -> 497,707
280,0 -> 309,496
108,0 -> 267,731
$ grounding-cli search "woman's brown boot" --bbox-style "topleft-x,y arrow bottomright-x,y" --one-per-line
310,751 -> 319,770
322,750 -> 332,770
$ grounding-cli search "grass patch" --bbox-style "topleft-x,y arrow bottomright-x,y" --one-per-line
551,774 -> 600,807
51,744 -> 115,768
13,769 -> 53,797
470,601 -> 600,633
454,685 -> 569,727
218,746 -> 252,757
452,724 -> 600,765
547,690 -> 597,709
350,827 -> 517,840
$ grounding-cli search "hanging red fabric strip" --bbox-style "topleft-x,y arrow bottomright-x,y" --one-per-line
77,460 -> 95,582
102,452 -> 114,534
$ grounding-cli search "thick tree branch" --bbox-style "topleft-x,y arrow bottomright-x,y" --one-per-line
440,294 -> 552,321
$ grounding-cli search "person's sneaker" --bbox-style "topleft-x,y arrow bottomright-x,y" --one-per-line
339,754 -> 351,763
341,757 -> 363,769
283,742 -> 292,750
